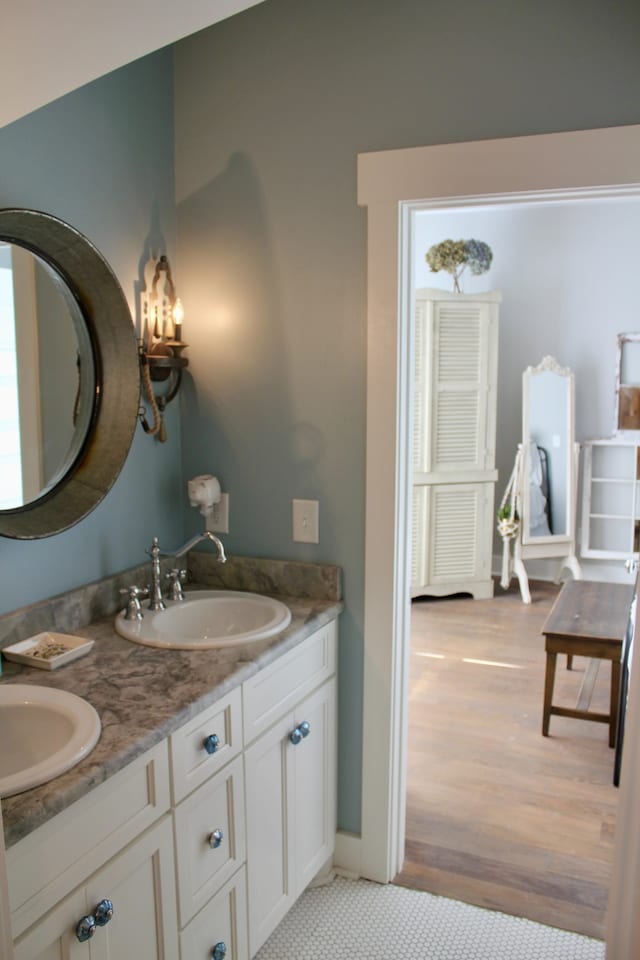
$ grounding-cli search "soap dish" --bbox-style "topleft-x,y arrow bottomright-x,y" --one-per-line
2,632 -> 94,670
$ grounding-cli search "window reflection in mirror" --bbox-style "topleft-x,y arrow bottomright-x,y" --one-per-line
0,242 -> 95,509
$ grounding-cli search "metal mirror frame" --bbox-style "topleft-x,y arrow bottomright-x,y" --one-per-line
521,355 -> 576,546
0,208 -> 139,539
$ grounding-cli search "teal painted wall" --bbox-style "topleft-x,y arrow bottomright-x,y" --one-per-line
0,51 -> 184,614
173,0 -> 640,833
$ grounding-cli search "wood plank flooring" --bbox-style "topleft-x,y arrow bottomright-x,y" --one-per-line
394,579 -> 619,939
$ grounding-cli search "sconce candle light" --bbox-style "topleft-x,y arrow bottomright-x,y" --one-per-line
139,254 -> 188,442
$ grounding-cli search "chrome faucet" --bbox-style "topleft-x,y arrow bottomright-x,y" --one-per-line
146,532 -> 226,610
170,530 -> 227,563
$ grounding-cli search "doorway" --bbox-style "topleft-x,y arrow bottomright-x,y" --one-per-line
403,191 -> 640,937
355,125 -> 640,956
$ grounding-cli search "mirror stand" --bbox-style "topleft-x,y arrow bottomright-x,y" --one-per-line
499,356 -> 583,604
506,444 -> 583,603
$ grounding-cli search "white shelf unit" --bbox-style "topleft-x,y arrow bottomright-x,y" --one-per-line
412,289 -> 499,600
581,438 -> 640,560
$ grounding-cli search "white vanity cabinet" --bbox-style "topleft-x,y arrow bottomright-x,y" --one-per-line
5,618 -> 338,960
243,622 -> 337,957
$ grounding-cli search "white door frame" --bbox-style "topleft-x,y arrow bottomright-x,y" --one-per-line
355,124 -> 640,954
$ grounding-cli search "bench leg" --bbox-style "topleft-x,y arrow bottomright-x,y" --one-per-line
542,651 -> 557,736
610,659 -> 621,748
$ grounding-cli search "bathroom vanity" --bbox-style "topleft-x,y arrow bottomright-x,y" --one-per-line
1,559 -> 340,960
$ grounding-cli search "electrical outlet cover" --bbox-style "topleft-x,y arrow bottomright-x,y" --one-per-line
210,493 -> 229,533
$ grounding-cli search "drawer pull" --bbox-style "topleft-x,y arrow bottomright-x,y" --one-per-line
203,733 -> 220,755
95,899 -> 114,926
208,828 -> 224,849
211,941 -> 227,959
289,720 -> 311,745
76,915 -> 97,942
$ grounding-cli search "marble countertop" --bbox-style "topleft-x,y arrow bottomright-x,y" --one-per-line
2,591 -> 341,849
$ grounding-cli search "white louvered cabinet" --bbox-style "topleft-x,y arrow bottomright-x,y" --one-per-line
412,289 -> 500,600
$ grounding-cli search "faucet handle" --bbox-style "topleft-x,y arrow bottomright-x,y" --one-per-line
166,568 -> 187,601
120,585 -> 148,621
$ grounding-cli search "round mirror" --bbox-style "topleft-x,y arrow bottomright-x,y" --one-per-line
0,209 -> 139,539
0,242 -> 96,508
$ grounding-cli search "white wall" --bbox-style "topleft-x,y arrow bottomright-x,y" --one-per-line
414,197 -> 640,558
0,0 -> 265,129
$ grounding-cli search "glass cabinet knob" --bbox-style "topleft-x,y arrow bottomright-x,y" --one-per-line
95,899 -> 114,926
289,720 -> 311,745
203,733 -> 220,755
76,915 -> 97,942
209,828 -> 224,849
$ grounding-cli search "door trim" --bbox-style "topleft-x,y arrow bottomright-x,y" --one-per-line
356,126 -> 640,942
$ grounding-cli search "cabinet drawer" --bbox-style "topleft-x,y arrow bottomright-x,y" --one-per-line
180,866 -> 248,960
8,741 -> 170,938
170,686 -> 242,803
174,754 -> 246,927
243,621 -> 336,744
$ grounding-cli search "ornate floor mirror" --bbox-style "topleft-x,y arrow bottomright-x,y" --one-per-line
500,356 -> 582,603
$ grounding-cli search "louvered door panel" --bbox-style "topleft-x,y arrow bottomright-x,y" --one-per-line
430,486 -> 479,581
431,304 -> 488,473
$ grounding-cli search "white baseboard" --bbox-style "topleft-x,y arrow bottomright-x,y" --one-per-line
333,830 -> 362,879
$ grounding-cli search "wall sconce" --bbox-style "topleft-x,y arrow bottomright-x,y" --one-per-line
139,254 -> 188,442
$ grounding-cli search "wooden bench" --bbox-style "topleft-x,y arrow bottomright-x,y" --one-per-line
541,580 -> 634,746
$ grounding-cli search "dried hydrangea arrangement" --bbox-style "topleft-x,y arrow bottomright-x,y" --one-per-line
425,239 -> 493,293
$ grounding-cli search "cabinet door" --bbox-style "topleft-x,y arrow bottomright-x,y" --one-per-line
13,886 -> 87,960
291,679 -> 336,893
244,679 -> 337,957
14,818 -> 178,960
414,296 -> 497,477
412,482 -> 494,598
244,712 -> 294,956
86,816 -> 178,960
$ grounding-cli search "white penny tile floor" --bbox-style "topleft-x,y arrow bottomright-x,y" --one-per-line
255,876 -> 605,960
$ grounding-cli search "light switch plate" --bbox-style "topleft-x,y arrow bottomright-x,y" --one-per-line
209,493 -> 229,533
292,498 -> 319,543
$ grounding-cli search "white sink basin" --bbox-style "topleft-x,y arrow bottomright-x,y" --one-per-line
0,684 -> 101,798
115,590 -> 292,649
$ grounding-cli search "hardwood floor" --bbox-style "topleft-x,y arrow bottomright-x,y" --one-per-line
394,579 -> 619,939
